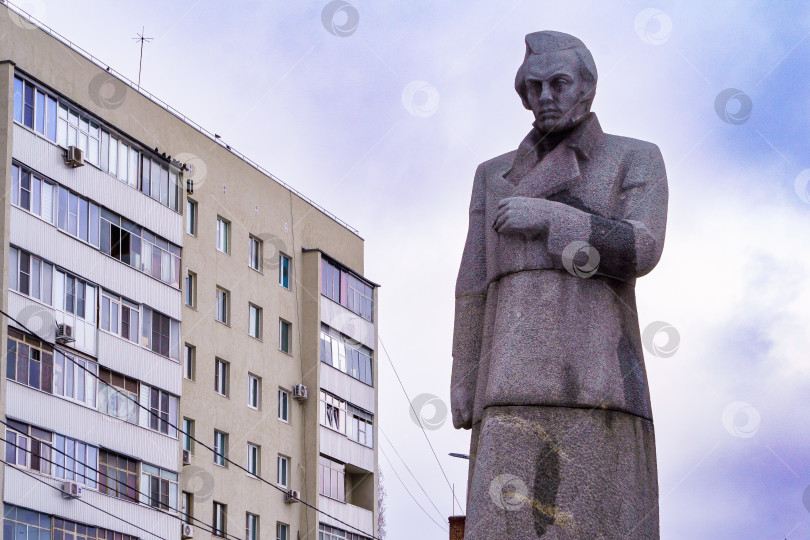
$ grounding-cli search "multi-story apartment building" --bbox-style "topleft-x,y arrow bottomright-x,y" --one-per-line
0,3 -> 379,540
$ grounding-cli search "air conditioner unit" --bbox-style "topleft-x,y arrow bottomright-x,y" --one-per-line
182,449 -> 191,465
181,524 -> 194,538
284,489 -> 300,504
61,481 -> 82,499
55,324 -> 75,343
64,146 -> 85,168
293,384 -> 308,401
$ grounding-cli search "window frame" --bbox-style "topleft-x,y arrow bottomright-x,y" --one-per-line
246,513 -> 260,540
185,270 -> 197,308
278,253 -> 291,289
247,373 -> 261,410
186,199 -> 198,236
216,216 -> 230,254
246,442 -> 260,477
248,235 -> 263,273
278,389 -> 290,423
213,501 -> 227,536
184,343 -> 196,381
182,418 -> 195,453
248,303 -> 262,340
279,319 -> 291,355
216,287 -> 230,325
214,358 -> 229,397
277,455 -> 290,488
213,430 -> 228,468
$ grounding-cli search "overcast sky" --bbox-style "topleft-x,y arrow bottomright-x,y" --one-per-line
11,0 -> 810,538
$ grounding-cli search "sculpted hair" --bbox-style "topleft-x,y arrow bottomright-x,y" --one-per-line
515,31 -> 598,110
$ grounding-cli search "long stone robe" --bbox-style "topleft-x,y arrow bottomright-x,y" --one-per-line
451,113 -> 668,539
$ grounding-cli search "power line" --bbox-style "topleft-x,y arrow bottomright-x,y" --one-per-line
378,336 -> 462,510
0,424 -> 243,540
0,454 -> 166,540
379,446 -> 447,533
378,427 -> 445,522
1,314 -> 380,540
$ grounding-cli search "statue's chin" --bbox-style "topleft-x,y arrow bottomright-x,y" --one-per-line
534,110 -> 589,135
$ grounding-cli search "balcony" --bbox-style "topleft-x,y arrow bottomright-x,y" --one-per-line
320,295 -> 375,350
3,466 -> 178,539
319,426 -> 374,473
318,495 -> 374,538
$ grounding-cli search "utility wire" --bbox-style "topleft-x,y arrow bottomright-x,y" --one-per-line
378,427 -> 445,522
0,424 -> 243,540
378,336 -> 462,510
1,313 -> 380,540
0,454 -> 166,540
379,446 -> 447,533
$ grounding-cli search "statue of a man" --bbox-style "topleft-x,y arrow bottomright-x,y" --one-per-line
451,31 -> 667,539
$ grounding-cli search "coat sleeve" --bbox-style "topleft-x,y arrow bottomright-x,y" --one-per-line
451,164 -> 488,418
545,143 -> 668,281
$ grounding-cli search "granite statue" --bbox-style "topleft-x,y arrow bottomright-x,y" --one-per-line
451,31 -> 668,539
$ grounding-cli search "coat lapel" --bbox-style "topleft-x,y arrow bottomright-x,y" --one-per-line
501,113 -> 603,200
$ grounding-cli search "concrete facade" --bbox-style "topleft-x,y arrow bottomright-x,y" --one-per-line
0,3 -> 378,540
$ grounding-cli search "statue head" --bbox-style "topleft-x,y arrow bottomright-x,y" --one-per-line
515,31 -> 598,134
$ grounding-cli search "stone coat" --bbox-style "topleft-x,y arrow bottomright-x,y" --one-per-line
451,113 -> 668,426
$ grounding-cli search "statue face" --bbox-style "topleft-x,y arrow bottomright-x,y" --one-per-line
523,49 -> 592,133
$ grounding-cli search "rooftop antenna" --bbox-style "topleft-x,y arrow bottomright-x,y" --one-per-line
132,26 -> 153,90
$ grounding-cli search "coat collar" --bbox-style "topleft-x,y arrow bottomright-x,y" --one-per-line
502,113 -> 603,198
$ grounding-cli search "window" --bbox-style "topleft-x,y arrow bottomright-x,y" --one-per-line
277,455 -> 289,487
319,524 -> 372,540
248,374 -> 261,410
246,513 -> 260,540
249,235 -> 262,272
52,432 -> 98,489
214,430 -> 228,467
99,449 -> 138,502
186,199 -> 197,236
279,319 -> 291,354
213,502 -> 227,537
249,304 -> 262,340
148,386 -> 179,437
5,420 -> 52,476
8,247 -> 54,306
10,163 -> 57,224
141,463 -> 178,512
13,77 -> 58,142
53,520 -> 138,540
320,325 -> 374,386
181,491 -> 194,524
141,306 -> 181,361
247,443 -> 260,476
184,344 -> 196,381
141,154 -> 181,211
279,253 -> 291,289
101,210 -> 182,287
321,258 -> 374,321
276,522 -> 289,540
278,389 -> 289,423
216,217 -> 230,254
216,287 -> 229,324
97,367 -> 138,424
319,456 -> 346,502
6,333 -> 53,394
100,291 -> 140,344
55,270 -> 96,321
320,390 -> 346,434
215,358 -> 229,397
349,406 -> 374,448
182,418 -> 195,452
185,270 -> 197,308
52,348 -> 98,408
3,506 -> 50,539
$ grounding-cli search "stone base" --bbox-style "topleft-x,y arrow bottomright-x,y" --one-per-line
465,405 -> 659,539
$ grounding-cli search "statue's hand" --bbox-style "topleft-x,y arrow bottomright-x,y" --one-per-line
451,381 -> 474,430
493,197 -> 551,236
